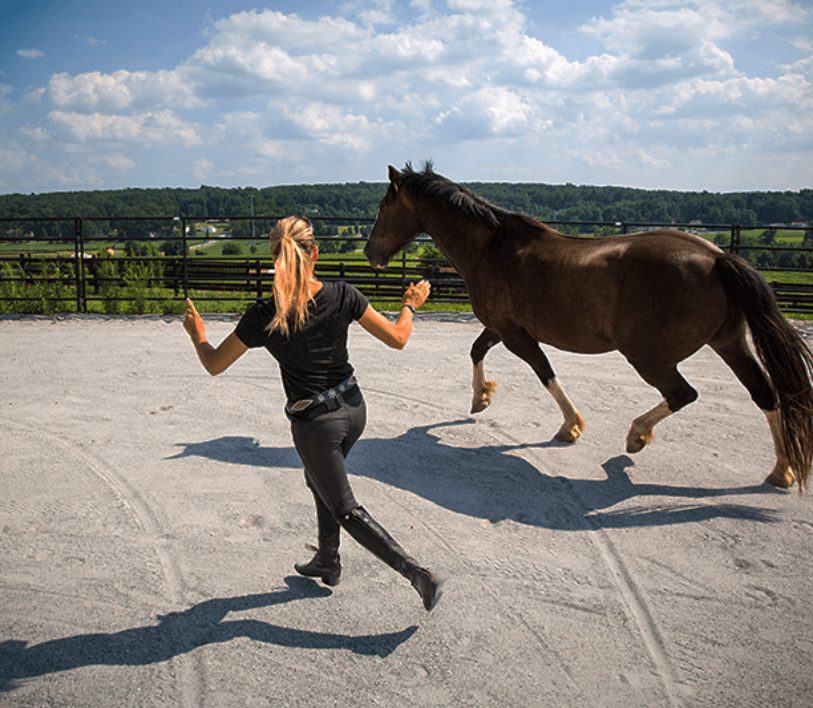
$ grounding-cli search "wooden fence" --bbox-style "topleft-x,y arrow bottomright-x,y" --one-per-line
1,215 -> 811,314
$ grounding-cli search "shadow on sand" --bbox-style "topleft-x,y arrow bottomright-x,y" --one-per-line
168,418 -> 781,531
0,577 -> 417,692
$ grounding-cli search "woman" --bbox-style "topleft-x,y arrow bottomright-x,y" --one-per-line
183,215 -> 442,611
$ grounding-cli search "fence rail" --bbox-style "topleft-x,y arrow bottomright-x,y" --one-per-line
1,215 -> 811,315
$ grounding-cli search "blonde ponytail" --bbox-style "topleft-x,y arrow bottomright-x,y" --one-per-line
268,216 -> 316,336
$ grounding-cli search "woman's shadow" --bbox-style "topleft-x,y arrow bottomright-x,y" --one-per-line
0,577 -> 416,692
168,418 -> 779,531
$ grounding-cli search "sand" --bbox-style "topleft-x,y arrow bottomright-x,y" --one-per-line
1,313 -> 811,706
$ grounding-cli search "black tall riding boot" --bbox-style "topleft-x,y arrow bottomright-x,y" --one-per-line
339,506 -> 443,611
295,493 -> 341,586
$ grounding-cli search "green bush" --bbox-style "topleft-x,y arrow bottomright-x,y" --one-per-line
34,261 -> 69,315
0,262 -> 22,313
97,258 -> 121,314
123,261 -> 153,314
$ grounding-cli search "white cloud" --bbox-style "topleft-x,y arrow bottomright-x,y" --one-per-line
212,111 -> 292,157
357,0 -> 397,26
781,52 -> 813,76
793,36 -> 813,53
287,102 -> 378,150
19,125 -> 51,142
17,48 -> 44,59
192,158 -> 214,181
47,70 -> 203,112
0,146 -> 28,171
583,0 -> 809,47
579,3 -> 744,89
410,0 -> 433,12
435,85 -> 538,138
48,110 -> 203,146
93,153 -> 135,172
0,83 -> 13,114
446,0 -> 519,17
24,87 -> 46,104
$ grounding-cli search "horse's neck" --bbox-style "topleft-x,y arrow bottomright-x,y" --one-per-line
420,212 -> 493,280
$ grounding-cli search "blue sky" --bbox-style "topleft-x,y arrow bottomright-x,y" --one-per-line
1,0 -> 812,194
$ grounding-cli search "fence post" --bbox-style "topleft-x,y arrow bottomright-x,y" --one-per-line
74,217 -> 87,313
181,218 -> 189,299
730,224 -> 741,255
401,249 -> 407,299
256,258 -> 262,299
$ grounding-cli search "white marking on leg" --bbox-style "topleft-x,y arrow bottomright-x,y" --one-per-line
473,360 -> 485,393
470,360 -> 496,413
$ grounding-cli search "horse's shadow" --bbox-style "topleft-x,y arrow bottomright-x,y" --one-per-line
0,576 -> 416,692
169,419 -> 779,530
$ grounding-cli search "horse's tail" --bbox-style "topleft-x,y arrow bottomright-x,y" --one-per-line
716,252 -> 813,492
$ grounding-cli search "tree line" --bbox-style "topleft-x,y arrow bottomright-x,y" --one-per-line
1,181 -> 811,240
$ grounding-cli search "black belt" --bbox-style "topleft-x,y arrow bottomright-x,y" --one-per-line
285,376 -> 359,421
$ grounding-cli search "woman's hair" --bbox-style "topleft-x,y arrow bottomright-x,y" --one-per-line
268,215 -> 316,336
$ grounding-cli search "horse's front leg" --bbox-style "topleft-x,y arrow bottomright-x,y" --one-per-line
470,328 -> 500,413
500,327 -> 586,443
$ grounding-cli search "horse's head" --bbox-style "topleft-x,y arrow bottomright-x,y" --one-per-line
364,165 -> 421,270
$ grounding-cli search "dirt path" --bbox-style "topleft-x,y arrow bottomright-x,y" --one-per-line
1,315 -> 811,706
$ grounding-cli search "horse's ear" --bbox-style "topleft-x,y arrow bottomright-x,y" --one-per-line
388,165 -> 401,193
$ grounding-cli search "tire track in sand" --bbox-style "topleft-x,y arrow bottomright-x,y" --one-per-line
362,387 -> 681,706
0,416 -> 203,707
490,422 -> 682,708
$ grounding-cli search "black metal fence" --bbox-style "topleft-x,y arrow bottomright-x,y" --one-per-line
1,215 -> 811,315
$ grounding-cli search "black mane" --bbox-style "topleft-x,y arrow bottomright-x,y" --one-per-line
400,162 -> 504,229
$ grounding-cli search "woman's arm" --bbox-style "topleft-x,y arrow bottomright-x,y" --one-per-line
184,298 -> 248,375
357,280 -> 431,349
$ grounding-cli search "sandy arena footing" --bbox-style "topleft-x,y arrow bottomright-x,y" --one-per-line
1,314 -> 812,706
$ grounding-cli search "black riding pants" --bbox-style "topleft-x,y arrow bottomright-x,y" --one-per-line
289,387 -> 366,519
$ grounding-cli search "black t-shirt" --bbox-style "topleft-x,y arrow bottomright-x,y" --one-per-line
235,281 -> 369,402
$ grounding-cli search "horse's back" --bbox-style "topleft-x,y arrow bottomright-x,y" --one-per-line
625,227 -> 723,254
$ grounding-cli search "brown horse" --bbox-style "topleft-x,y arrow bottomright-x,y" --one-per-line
364,163 -> 813,492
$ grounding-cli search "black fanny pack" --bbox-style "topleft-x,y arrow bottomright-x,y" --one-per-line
285,376 -> 359,421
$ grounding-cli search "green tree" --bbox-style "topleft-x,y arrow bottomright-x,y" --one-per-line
161,239 -> 187,256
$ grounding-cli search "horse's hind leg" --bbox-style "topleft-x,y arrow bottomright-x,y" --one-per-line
470,328 -> 501,413
625,362 -> 698,453
711,336 -> 794,488
500,327 -> 586,442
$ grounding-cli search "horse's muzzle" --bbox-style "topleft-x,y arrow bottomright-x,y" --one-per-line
363,244 -> 390,270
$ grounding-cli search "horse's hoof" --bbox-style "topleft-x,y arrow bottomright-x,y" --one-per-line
556,415 -> 586,443
626,439 -> 644,454
626,431 -> 653,454
470,399 -> 490,414
765,467 -> 795,489
556,429 -> 579,443
470,381 -> 497,414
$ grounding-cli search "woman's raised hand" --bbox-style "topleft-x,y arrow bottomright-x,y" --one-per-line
403,280 -> 431,310
183,298 -> 206,344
